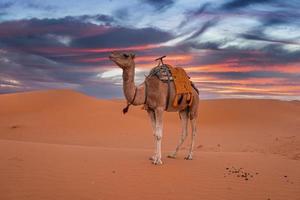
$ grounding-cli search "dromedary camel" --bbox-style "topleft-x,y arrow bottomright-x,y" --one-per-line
109,52 -> 199,165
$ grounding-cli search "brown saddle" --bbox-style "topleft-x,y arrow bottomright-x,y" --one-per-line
147,64 -> 197,108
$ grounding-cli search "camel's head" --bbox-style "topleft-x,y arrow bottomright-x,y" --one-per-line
109,52 -> 135,70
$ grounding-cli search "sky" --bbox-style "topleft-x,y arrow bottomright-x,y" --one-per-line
0,0 -> 299,100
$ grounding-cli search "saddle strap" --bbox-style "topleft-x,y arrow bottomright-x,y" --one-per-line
144,81 -> 148,104
165,69 -> 171,111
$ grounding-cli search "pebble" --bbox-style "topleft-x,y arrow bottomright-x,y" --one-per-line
224,166 -> 258,181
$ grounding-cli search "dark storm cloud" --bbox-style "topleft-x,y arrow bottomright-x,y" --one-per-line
222,0 -> 275,10
0,17 -> 102,39
240,33 -> 299,45
71,26 -> 173,48
0,16 -> 172,48
143,0 -> 175,10
261,10 -> 300,27
0,33 -> 66,50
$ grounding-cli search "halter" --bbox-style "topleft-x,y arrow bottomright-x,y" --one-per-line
122,87 -> 138,114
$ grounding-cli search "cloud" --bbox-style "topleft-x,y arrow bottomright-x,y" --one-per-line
183,19 -> 219,41
0,1 -> 299,100
0,17 -> 173,69
78,82 -> 123,98
25,2 -> 56,11
176,38 -> 300,74
143,0 -> 175,10
78,14 -> 116,25
94,14 -> 116,24
0,1 -> 14,9
0,16 -> 174,96
0,50 -> 94,94
222,0 -> 275,10
0,12 -> 7,19
0,16 -> 172,50
240,33 -> 300,45
113,7 -> 130,20
0,17 -> 106,39
178,2 -> 211,28
71,26 -> 173,48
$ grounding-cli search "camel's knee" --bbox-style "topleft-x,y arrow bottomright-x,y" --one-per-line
155,127 -> 163,140
154,134 -> 162,140
192,131 -> 196,137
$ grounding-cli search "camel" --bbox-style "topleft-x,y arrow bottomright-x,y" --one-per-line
109,52 -> 199,165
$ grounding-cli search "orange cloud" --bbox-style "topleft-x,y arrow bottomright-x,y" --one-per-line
212,85 -> 300,96
191,75 -> 300,97
191,77 -> 288,85
185,63 -> 300,74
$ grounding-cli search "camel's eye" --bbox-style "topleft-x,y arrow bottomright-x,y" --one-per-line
123,53 -> 129,58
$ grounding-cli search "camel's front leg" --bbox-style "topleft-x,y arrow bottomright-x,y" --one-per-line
168,110 -> 188,159
153,107 -> 164,165
185,117 -> 197,160
147,109 -> 157,161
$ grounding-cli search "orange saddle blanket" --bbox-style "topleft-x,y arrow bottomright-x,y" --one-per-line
166,64 -> 193,107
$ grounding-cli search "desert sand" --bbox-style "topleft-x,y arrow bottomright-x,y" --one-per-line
0,89 -> 299,200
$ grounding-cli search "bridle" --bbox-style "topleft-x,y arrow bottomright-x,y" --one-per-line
122,87 -> 138,114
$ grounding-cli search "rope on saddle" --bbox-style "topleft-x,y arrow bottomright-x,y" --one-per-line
144,81 -> 148,104
165,68 -> 171,111
123,87 -> 138,114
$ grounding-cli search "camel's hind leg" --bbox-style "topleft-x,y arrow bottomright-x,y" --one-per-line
168,109 -> 188,159
185,117 -> 197,160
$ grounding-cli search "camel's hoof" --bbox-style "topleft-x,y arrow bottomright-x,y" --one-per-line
149,155 -> 156,161
167,154 -> 176,159
152,158 -> 163,165
184,155 -> 193,160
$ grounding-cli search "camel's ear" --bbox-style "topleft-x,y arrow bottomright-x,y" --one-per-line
131,53 -> 135,59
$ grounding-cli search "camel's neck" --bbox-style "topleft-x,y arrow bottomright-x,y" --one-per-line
123,65 -> 136,103
122,63 -> 145,105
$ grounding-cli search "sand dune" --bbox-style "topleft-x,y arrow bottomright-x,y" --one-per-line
0,90 -> 299,200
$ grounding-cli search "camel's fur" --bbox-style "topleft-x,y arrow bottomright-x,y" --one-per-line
109,52 -> 199,165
